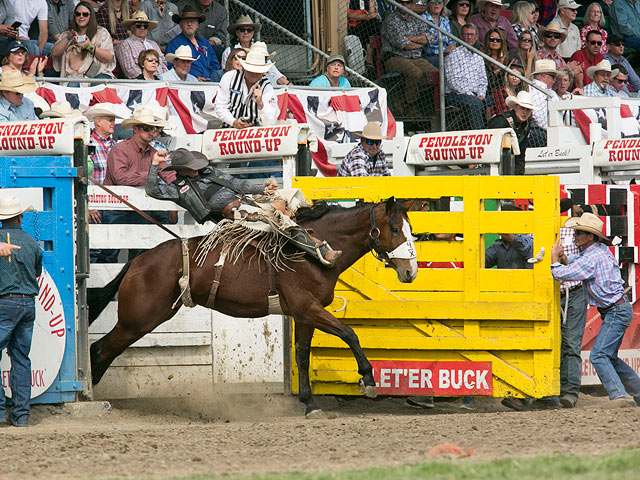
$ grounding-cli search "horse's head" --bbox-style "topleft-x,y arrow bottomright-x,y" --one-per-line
369,197 -> 418,283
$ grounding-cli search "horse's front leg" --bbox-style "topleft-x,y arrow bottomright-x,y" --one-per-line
293,322 -> 324,418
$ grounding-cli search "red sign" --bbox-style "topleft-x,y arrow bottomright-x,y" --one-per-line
371,360 -> 492,396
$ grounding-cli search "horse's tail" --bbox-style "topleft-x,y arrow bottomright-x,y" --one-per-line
87,261 -> 133,325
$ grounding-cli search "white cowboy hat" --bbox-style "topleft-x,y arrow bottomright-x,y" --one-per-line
239,42 -> 274,74
477,0 -> 510,9
140,99 -> 169,122
228,15 -> 262,36
122,10 -> 158,31
564,212 -> 611,245
353,122 -> 391,141
0,70 -> 36,94
505,91 -> 540,110
529,59 -> 558,78
120,107 -> 167,129
166,45 -> 199,63
39,101 -> 83,119
83,102 -> 126,121
538,21 -> 568,43
0,196 -> 34,221
586,59 -> 619,80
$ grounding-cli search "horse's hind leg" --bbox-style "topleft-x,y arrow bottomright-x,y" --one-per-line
294,322 -> 324,418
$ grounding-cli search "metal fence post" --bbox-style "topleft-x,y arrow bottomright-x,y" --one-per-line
438,33 -> 445,132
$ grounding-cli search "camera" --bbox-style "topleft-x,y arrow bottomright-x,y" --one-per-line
240,116 -> 252,123
76,34 -> 87,43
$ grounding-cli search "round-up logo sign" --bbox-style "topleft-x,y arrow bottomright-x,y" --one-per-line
1,268 -> 66,398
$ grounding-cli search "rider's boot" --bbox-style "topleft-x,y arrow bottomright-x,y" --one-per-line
287,228 -> 342,267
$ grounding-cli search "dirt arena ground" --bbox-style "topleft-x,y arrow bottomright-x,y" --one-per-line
2,391 -> 640,480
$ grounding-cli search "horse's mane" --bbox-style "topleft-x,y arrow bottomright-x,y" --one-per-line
295,201 -> 372,223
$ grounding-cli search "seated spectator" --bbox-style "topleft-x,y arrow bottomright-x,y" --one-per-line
223,46 -> 246,72
483,28 -> 508,116
553,67 -> 576,98
472,0 -> 517,51
0,1 -> 18,57
309,54 -> 352,88
491,62 -> 528,116
604,35 -> 640,95
570,30 -> 604,88
509,30 -> 536,77
528,59 -> 560,144
39,100 -> 82,119
166,5 -> 221,82
347,0 -> 382,69
96,0 -> 131,48
221,15 -> 290,86
10,0 -> 50,56
553,0 -> 581,59
420,0 -> 455,68
448,0 -> 473,41
610,64 -> 630,98
580,3 -> 607,54
1,40 -> 46,78
444,23 -> 488,129
610,0 -> 640,53
117,10 -> 168,79
140,0 -> 181,49
381,0 -> 437,117
137,48 -> 162,79
337,122 -> 391,177
582,59 -> 618,97
51,2 -> 116,84
176,0 -> 229,49
487,90 -> 538,174
510,1 -> 539,45
160,45 -> 197,81
0,70 -> 37,122
47,0 -> 76,44
213,42 -> 277,128
537,20 -> 581,77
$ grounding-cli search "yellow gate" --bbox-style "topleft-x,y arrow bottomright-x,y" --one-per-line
291,175 -> 560,399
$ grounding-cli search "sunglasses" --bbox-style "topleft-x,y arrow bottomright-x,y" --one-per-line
136,23 -> 149,29
458,2 -> 470,6
545,33 -> 562,39
588,40 -> 603,46
234,54 -> 247,60
489,37 -> 502,43
520,38 -> 533,43
75,11 -> 90,17
609,41 -> 624,47
237,27 -> 254,33
365,139 -> 382,146
614,78 -> 628,84
429,0 -> 444,3
141,125 -> 161,132
145,57 -> 159,63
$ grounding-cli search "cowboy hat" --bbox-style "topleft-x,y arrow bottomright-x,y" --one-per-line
120,107 -> 167,129
0,70 -> 36,94
162,148 -> 209,171
557,0 -> 579,10
505,91 -> 540,110
140,99 -> 169,122
166,45 -> 199,63
353,122 -> 391,141
172,5 -> 206,24
0,196 -> 34,221
83,102 -> 125,121
239,42 -> 274,74
228,15 -> 261,36
560,197 -> 573,213
529,59 -> 557,78
564,212 -> 611,245
538,21 -> 568,43
39,101 -> 83,119
477,0 -> 510,9
586,59 -> 619,80
122,10 -> 158,31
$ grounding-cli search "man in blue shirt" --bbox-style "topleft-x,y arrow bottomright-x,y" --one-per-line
0,196 -> 43,427
0,70 -> 37,122
166,5 -> 222,82
309,54 -> 352,88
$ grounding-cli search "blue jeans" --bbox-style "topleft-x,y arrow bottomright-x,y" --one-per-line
19,39 -> 53,56
560,286 -> 588,401
0,297 -> 35,425
445,93 -> 485,130
591,301 -> 640,400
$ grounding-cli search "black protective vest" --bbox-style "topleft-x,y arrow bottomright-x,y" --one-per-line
173,176 -> 220,224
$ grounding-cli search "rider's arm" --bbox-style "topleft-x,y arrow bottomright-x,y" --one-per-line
145,164 -> 180,201
216,169 -> 264,195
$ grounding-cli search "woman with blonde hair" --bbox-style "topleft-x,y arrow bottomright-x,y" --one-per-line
510,1 -> 539,45
491,62 -> 528,116
1,41 -> 46,78
580,3 -> 607,54
508,30 -> 537,77
96,0 -> 131,47
224,47 -> 247,72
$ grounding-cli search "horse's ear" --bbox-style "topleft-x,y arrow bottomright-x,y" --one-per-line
385,196 -> 396,214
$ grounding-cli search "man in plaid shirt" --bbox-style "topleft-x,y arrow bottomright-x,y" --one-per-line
337,123 -> 391,177
551,211 -> 640,408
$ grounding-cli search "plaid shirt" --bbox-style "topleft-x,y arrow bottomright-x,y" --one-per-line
337,144 -> 390,177
582,81 -> 619,98
96,3 -> 130,42
116,35 -> 168,79
89,130 -> 115,185
537,0 -> 556,27
536,47 -> 566,70
551,241 -> 625,307
381,10 -> 428,59
559,227 -> 581,293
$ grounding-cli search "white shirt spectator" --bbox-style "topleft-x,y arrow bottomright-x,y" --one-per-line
8,0 -> 48,39
213,69 -> 277,127
554,15 -> 581,59
530,79 -> 560,129
444,46 -> 487,97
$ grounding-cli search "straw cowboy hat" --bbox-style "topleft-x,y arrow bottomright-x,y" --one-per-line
120,107 -> 167,129
505,91 -> 540,110
239,42 -> 274,74
166,45 -> 199,63
172,5 -> 206,24
83,102 -> 125,121
140,99 -> 169,122
477,0 -> 510,9
538,21 -> 568,43
529,59 -> 557,78
353,122 -> 391,141
122,10 -> 158,31
0,196 -> 34,221
0,70 -> 36,94
564,212 -> 612,245
162,148 -> 209,171
586,59 -> 619,80
228,15 -> 262,36
39,101 -> 83,119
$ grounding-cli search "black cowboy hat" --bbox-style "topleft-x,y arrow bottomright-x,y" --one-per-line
172,5 -> 206,24
163,149 -> 209,171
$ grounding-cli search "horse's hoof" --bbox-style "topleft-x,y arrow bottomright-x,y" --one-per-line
358,378 -> 378,398
305,409 -> 327,419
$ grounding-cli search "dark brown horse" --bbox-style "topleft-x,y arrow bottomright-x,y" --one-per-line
88,197 -> 418,417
